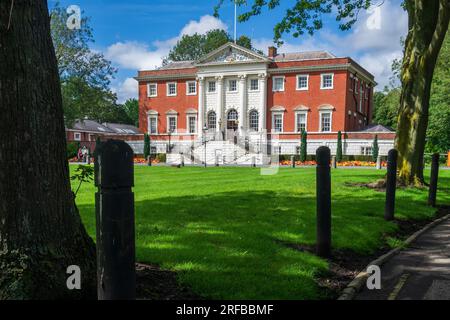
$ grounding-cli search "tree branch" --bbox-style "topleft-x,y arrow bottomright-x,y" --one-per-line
426,0 -> 450,61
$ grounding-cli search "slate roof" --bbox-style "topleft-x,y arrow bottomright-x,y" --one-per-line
158,61 -> 196,70
103,122 -> 141,134
360,124 -> 395,132
67,120 -> 140,135
273,51 -> 336,62
68,120 -> 114,133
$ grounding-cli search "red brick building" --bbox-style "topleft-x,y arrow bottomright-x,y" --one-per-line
135,42 -> 395,164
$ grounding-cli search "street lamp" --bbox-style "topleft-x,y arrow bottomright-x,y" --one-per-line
203,124 -> 208,167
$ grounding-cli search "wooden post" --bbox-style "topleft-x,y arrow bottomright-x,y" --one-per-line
95,140 -> 136,300
331,156 -> 337,169
428,153 -> 440,207
384,149 -> 398,221
316,146 -> 331,258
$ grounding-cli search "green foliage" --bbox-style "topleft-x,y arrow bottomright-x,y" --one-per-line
50,2 -> 116,89
156,153 -> 167,163
300,130 -> 307,162
70,165 -> 94,197
62,77 -> 131,126
426,27 -> 450,153
373,87 -> 401,129
165,29 -> 260,64
50,2 -> 131,126
215,0 -> 373,45
143,134 -> 151,159
67,142 -> 80,159
372,135 -> 379,162
374,28 -> 450,153
122,99 -> 139,127
336,131 -> 343,162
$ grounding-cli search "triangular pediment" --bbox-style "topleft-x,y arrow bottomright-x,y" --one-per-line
196,42 -> 269,66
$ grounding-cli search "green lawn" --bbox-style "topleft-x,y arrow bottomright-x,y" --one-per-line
72,166 -> 450,300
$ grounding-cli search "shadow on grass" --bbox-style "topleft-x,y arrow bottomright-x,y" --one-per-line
77,186 -> 442,299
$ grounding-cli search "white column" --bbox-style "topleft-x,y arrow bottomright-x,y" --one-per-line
197,76 -> 205,139
238,74 -> 247,135
259,73 -> 268,133
216,76 -> 224,135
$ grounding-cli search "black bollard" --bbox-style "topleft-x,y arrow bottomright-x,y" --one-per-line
95,140 -> 136,300
291,155 -> 296,168
384,149 -> 398,221
147,155 -> 152,167
316,146 -> 331,258
428,153 -> 440,207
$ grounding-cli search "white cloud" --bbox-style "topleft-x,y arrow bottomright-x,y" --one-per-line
180,15 -> 228,36
105,15 -> 227,71
252,0 -> 407,89
112,77 -> 138,104
105,41 -> 167,70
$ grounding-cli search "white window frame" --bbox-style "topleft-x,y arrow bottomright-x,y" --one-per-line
166,115 -> 178,133
295,111 -> 308,133
272,112 -> 284,133
319,111 -> 332,132
207,81 -> 216,93
187,115 -> 197,134
359,83 -> 364,113
147,83 -> 158,97
249,110 -> 259,131
273,76 -> 285,92
320,73 -> 334,90
361,146 -> 373,156
186,81 -> 197,96
249,78 -> 259,91
228,79 -> 238,92
148,115 -> 158,134
166,82 -> 177,96
74,132 -> 81,141
296,74 -> 309,91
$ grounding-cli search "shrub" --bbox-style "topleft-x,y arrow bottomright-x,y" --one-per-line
67,141 -> 79,159
300,130 -> 307,162
144,133 -> 150,159
372,135 -> 379,162
336,131 -> 343,162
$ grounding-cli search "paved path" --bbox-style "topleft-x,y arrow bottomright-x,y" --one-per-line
356,216 -> 450,300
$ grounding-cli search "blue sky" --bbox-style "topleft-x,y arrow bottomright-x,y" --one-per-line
49,0 -> 407,102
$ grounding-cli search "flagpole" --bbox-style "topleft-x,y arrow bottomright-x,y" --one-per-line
234,1 -> 237,43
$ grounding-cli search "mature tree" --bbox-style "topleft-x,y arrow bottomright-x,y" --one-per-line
426,26 -> 450,153
165,29 -> 260,64
0,0 -> 96,299
50,2 -> 116,88
216,0 -> 450,185
376,27 -> 450,154
62,76 -> 132,126
336,131 -> 343,163
373,87 -> 401,129
50,2 -> 125,126
122,99 -> 140,127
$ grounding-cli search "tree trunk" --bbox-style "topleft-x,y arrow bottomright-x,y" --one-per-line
395,0 -> 450,185
0,0 -> 96,299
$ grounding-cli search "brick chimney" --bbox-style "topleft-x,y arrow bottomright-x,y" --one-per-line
268,46 -> 277,58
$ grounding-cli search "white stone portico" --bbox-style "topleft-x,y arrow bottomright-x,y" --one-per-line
195,43 -> 270,142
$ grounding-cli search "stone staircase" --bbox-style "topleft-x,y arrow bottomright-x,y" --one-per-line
167,140 -> 266,166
